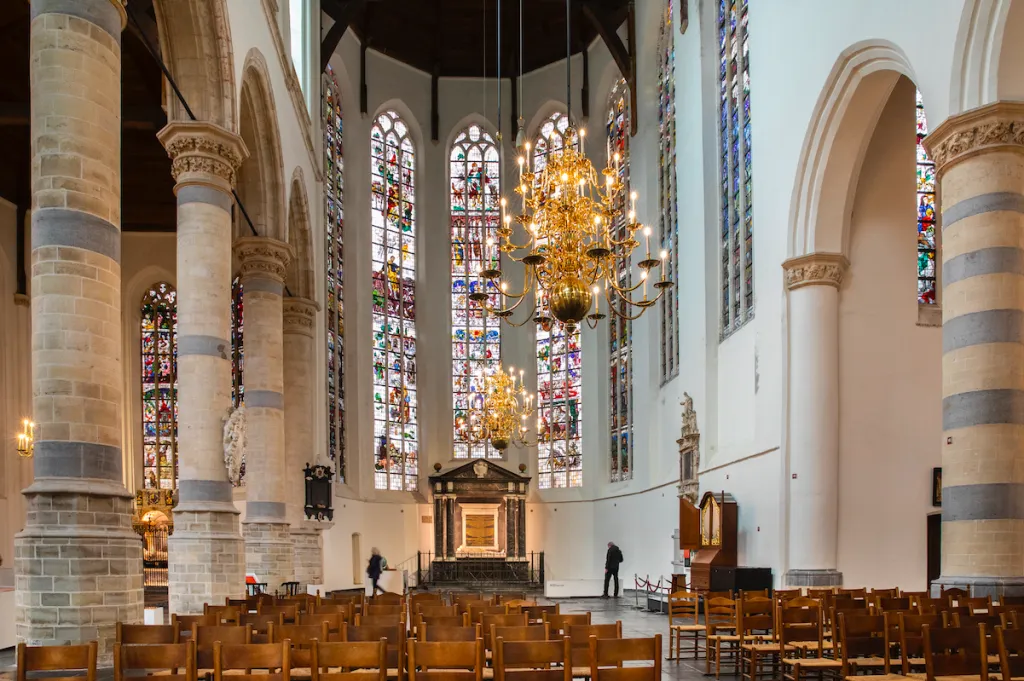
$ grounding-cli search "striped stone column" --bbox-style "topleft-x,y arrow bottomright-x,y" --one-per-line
236,237 -> 294,593
782,253 -> 848,587
283,296 -> 325,588
924,102 -> 1024,598
17,0 -> 141,656
157,121 -> 248,614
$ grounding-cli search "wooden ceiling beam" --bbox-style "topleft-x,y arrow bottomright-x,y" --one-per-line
577,0 -> 635,133
321,0 -> 369,72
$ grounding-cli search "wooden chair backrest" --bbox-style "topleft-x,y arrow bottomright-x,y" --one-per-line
545,613 -> 592,637
421,624 -> 482,642
951,612 -> 1003,633
260,604 -> 299,624
243,612 -> 284,643
782,596 -> 821,610
739,589 -> 769,600
421,614 -> 470,629
312,640 -> 388,681
902,591 -> 928,608
705,597 -> 737,634
831,598 -> 869,628
916,597 -> 941,614
941,586 -> 971,608
1001,596 -> 1024,607
357,614 -> 404,628
469,604 -> 508,624
773,589 -> 803,600
738,597 -> 774,641
923,623 -> 986,680
667,591 -> 699,627
17,642 -> 97,681
879,597 -> 911,612
314,603 -> 353,621
491,624 -> 549,645
838,612 -> 888,673
410,592 -> 444,607
366,604 -> 404,617
997,624 -> 1024,681
523,605 -> 559,623
568,623 -> 622,667
277,597 -> 312,614
204,605 -> 242,625
452,593 -> 485,608
172,614 -> 214,641
407,639 -> 483,681
838,588 -> 867,599
113,641 -> 196,681
870,588 -> 900,599
481,614 -> 529,650
226,597 -> 256,612
116,623 -> 177,644
458,600 -> 492,615
495,593 -> 528,604
806,588 -> 834,599
275,622 -> 330,667
301,613 -> 344,637
502,600 -> 536,613
213,641 -> 290,681
418,605 -> 459,618
779,607 -> 822,649
964,596 -> 993,614
898,612 -> 942,674
494,638 -> 571,681
589,635 -> 662,681
368,593 -> 404,606
343,624 -> 405,671
193,625 -> 251,668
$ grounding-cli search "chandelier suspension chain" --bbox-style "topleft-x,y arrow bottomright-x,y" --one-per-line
565,0 -> 572,124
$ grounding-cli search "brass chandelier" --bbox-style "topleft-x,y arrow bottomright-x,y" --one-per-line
457,365 -> 536,452
469,0 -> 672,331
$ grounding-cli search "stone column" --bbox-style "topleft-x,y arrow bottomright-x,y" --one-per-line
236,236 -> 294,594
924,102 -> 1024,598
445,496 -> 456,559
505,496 -> 515,559
782,253 -> 848,587
17,0 -> 141,656
433,495 -> 444,558
283,296 -> 324,589
517,495 -> 526,559
158,121 -> 247,614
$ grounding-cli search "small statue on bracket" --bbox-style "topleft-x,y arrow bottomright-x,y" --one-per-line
677,392 -> 700,504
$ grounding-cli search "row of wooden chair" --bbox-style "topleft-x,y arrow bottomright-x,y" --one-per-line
16,635 -> 662,681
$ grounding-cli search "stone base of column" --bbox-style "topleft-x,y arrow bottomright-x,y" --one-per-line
168,510 -> 244,614
931,576 -> 1024,599
292,524 -> 325,590
14,488 -> 143,661
244,521 -> 293,594
785,569 -> 843,587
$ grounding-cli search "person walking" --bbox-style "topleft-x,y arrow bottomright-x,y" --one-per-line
367,547 -> 386,596
602,541 -> 624,598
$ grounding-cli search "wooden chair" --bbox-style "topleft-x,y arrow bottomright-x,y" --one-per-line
172,614 -> 214,641
302,613 -> 344,639
837,612 -> 889,676
357,614 -> 405,628
588,635 -> 662,681
417,605 -> 460,618
917,597 -> 943,615
779,606 -> 841,681
568,624 -> 621,677
115,623 -> 177,644
246,612 -> 285,643
421,624 -> 482,642
522,605 -> 559,625
952,612 -> 1004,632
274,623 -> 332,670
261,603 -> 300,625
491,624 -> 549,646
343,624 -> 406,681
996,624 -> 1024,681
667,590 -> 703,661
496,592 -> 528,604
830,597 -> 869,640
482,614 -> 528,652
311,640 -> 388,681
738,597 -> 778,681
367,604 -> 405,617
226,596 -> 257,611
1002,596 -> 1024,607
16,641 -> 97,681
878,597 -> 911,612
941,586 -> 972,608
204,604 -> 242,625
113,641 -> 196,681
964,596 -> 994,614
545,613 -> 591,637
870,588 -> 900,600
420,614 -> 471,631
493,638 -> 572,681
369,593 -> 405,606
406,639 -> 484,681
502,600 -> 536,613
898,612 -> 943,675
410,591 -> 444,609
469,604 -> 508,625
740,589 -> 770,600
451,594 -> 485,610
212,641 -> 290,681
903,591 -> 929,608
922,623 -> 987,681
315,603 -> 354,622
326,593 -> 364,615
774,589 -> 804,600
193,624 -> 251,671
838,588 -> 867,599
705,596 -> 738,676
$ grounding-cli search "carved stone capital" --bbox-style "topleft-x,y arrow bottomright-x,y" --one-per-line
783,253 -> 848,291
283,297 -> 319,337
157,121 -> 248,192
234,236 -> 293,285
923,101 -> 1024,172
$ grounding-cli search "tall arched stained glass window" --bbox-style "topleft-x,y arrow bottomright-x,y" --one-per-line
450,124 -> 502,460
719,0 -> 754,338
916,90 -> 937,304
658,0 -> 679,379
533,112 -> 583,489
231,275 -> 245,485
141,282 -> 178,491
371,110 -> 418,491
607,80 -> 633,483
324,64 -> 346,482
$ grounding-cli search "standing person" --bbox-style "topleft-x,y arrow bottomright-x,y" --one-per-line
367,547 -> 386,595
603,541 -> 624,599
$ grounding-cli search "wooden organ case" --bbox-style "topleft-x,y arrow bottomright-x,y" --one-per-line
688,491 -> 737,591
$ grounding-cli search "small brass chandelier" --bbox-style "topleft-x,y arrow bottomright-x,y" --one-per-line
16,418 -> 34,458
470,0 -> 672,331
457,365 -> 536,452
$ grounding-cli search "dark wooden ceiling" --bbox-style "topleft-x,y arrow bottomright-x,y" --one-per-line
321,0 -> 631,77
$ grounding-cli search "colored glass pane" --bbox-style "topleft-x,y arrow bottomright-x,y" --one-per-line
231,275 -> 245,485
371,110 -> 418,492
141,282 -> 177,491
658,0 -> 680,382
916,90 -> 937,305
450,124 -> 502,460
324,65 -> 346,482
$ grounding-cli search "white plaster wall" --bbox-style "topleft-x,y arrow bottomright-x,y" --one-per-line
836,77 -> 942,590
319,498 -> 422,590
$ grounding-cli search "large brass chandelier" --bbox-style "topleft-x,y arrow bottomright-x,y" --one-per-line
469,1 -> 672,332
457,365 -> 536,451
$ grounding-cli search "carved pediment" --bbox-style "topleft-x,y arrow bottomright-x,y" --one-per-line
429,459 -> 530,499
431,458 -> 527,483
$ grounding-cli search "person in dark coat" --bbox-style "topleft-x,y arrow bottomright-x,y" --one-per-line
367,547 -> 386,595
603,541 -> 624,598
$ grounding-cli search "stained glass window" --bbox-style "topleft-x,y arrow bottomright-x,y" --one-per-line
533,112 -> 583,489
324,65 -> 346,482
719,0 -> 754,337
916,90 -> 937,304
371,110 -> 418,491
658,0 -> 680,380
606,80 -> 632,483
230,275 -> 245,485
141,282 -> 177,491
450,124 -> 502,460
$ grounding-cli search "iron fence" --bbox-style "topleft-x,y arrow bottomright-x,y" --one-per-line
416,551 -> 544,586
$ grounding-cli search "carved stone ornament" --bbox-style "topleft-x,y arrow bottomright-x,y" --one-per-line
473,460 -> 489,479
677,392 -> 700,504
782,253 -> 848,291
235,236 -> 294,283
223,405 -> 247,486
923,102 -> 1024,171
157,121 -> 248,189
283,297 -> 319,336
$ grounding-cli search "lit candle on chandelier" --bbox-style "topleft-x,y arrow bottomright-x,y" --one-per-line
660,249 -> 668,282
593,285 -> 601,317
643,226 -> 652,260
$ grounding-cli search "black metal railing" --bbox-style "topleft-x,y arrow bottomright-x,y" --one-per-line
417,551 -> 544,586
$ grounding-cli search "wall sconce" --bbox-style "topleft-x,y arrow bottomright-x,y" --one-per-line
16,419 -> 34,458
